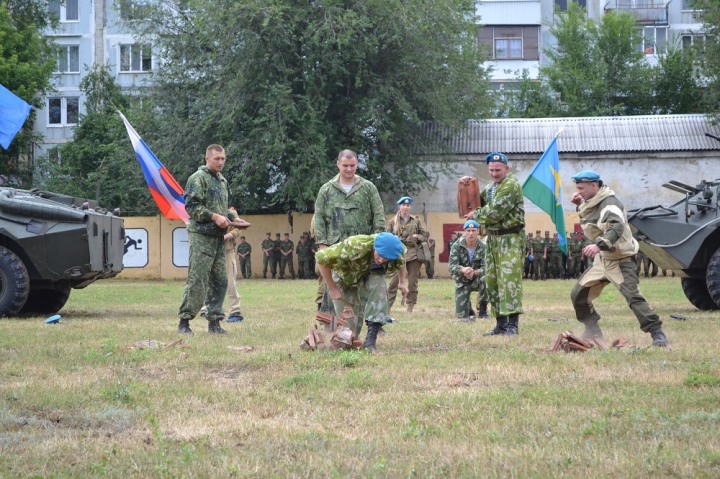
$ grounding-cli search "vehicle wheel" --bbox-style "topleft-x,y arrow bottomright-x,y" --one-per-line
0,246 -> 30,317
706,248 -> 720,308
19,285 -> 72,315
682,277 -> 719,310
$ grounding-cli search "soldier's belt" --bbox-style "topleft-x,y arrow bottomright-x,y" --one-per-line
488,225 -> 524,236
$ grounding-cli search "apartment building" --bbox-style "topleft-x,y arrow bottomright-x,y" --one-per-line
36,0 -> 152,157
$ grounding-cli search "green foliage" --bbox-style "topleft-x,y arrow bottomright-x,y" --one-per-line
35,65 -> 161,215
0,0 -> 57,183
134,0 -> 492,214
493,69 -> 559,118
690,0 -> 720,114
653,39 -> 703,114
542,3 -> 653,116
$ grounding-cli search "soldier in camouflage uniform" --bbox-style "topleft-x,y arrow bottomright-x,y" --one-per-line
548,232 -> 564,279
261,232 -> 275,279
316,233 -> 407,352
524,232 -> 534,279
643,256 -> 658,278
237,236 -> 252,279
314,149 -> 386,311
567,232 -> 583,279
306,232 -> 318,279
177,144 -> 250,335
273,233 -> 282,277
279,233 -> 296,279
531,229 -> 545,280
463,152 -> 525,336
635,249 -> 646,277
569,170 -> 668,347
296,235 -> 313,279
425,233 -> 436,279
386,196 -> 428,313
450,220 -> 487,322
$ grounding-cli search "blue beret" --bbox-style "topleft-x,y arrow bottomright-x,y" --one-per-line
396,196 -> 413,205
486,152 -> 508,164
463,220 -> 480,229
572,170 -> 601,183
374,232 -> 403,260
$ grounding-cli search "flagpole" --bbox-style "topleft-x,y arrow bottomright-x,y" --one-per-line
554,126 -> 564,140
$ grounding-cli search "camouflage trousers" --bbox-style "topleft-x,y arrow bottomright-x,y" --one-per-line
570,256 -> 662,333
454,275 -> 487,318
642,257 -> 658,277
425,257 -> 435,277
331,272 -> 388,338
262,253 -> 273,276
388,258 -> 421,308
549,254 -> 563,278
280,255 -> 295,278
239,257 -> 252,278
568,256 -> 581,278
178,233 -> 227,322
485,231 -> 524,317
297,258 -> 310,279
199,246 -> 242,317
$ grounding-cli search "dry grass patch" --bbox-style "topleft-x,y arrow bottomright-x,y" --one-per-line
2,276 -> 720,477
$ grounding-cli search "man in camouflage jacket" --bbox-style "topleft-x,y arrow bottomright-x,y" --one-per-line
462,152 -> 524,336
177,145 -> 250,335
569,170 -> 668,347
449,220 -> 487,322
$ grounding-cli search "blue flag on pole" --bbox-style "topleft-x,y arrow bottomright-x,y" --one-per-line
0,83 -> 32,150
522,137 -> 567,254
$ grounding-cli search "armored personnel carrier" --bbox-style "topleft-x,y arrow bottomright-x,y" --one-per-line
628,134 -> 720,310
0,187 -> 124,317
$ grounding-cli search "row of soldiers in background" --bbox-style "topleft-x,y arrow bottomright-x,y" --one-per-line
524,230 -> 591,280
635,250 -> 675,278
239,232 -> 320,280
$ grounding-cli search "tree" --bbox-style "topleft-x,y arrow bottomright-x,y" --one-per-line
541,3 -> 654,116
35,65 -> 161,215
133,0 -> 493,214
0,0 -> 57,184
493,69 -> 559,118
653,39 -> 703,114
690,0 -> 720,115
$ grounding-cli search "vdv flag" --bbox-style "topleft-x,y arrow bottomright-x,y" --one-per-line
118,111 -> 189,223
0,83 -> 32,150
522,137 -> 567,254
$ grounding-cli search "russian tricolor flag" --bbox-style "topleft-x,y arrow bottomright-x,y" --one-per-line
118,111 -> 189,223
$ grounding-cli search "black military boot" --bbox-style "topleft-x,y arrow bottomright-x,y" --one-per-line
208,320 -> 227,334
650,328 -> 668,347
178,318 -> 193,334
478,301 -> 489,319
505,314 -> 519,336
428,274 -> 434,279
362,322 -> 382,353
483,316 -> 507,336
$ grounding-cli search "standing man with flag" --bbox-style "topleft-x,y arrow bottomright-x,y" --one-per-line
462,152 -> 525,336
177,145 -> 250,335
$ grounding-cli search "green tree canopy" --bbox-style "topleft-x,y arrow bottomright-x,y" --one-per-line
134,0 -> 493,214
691,0 -> 720,115
0,0 -> 57,183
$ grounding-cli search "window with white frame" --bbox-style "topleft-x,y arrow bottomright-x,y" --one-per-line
682,34 -> 704,48
639,26 -> 668,55
681,0 -> 696,9
48,97 -> 79,126
56,45 -> 80,73
119,44 -> 152,72
554,0 -> 588,11
478,26 -> 539,61
119,0 -> 151,21
48,0 -> 79,22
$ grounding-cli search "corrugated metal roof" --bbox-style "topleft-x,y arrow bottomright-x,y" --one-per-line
426,115 -> 720,154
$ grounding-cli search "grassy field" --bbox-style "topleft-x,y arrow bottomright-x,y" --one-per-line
1,276 -> 719,478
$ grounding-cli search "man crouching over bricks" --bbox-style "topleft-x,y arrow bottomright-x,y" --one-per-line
316,232 -> 408,353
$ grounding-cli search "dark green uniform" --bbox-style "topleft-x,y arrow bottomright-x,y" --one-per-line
279,237 -> 295,279
548,235 -> 563,279
524,235 -> 533,278
636,249 -> 646,277
568,235 -> 583,279
177,165 -> 237,323
426,238 -> 436,278
296,239 -> 313,279
449,236 -> 486,318
261,236 -> 275,278
531,234 -> 546,280
273,234 -> 282,277
237,241 -> 252,279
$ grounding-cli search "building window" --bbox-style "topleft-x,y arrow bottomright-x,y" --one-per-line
119,0 -> 151,21
56,45 -> 80,73
681,0 -> 695,9
639,26 -> 667,55
49,0 -> 79,22
48,97 -> 79,126
479,26 -> 539,61
555,0 -> 587,11
119,44 -> 152,72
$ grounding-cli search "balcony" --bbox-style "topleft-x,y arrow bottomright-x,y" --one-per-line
605,0 -> 667,24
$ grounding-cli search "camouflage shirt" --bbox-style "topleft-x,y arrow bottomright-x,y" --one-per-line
448,236 -> 485,283
237,242 -> 252,256
475,173 -> 525,231
296,241 -> 313,259
314,174 -> 386,246
184,166 -> 237,236
315,234 -> 406,287
261,239 -> 275,256
280,239 -> 294,254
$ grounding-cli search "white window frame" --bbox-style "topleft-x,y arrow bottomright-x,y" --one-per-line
48,97 -> 80,127
49,0 -> 79,23
639,26 -> 668,55
55,45 -> 80,74
119,0 -> 151,21
119,44 -> 153,73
